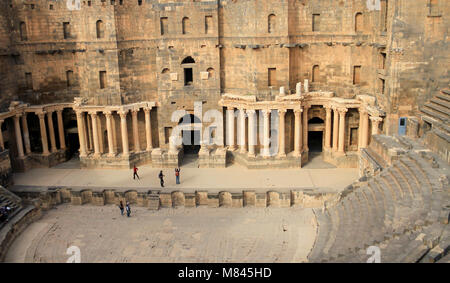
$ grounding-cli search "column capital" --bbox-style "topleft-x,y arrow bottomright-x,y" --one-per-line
370,116 -> 383,122
118,110 -> 128,118
144,107 -> 152,113
37,112 -> 47,119
337,107 -> 348,114
303,105 -> 311,110
278,108 -> 287,114
131,108 -> 140,114
262,109 -> 271,116
246,109 -> 256,115
226,106 -> 234,111
88,111 -> 98,117
324,105 -> 332,113
359,107 -> 368,115
294,108 -> 303,114
104,110 -> 113,116
14,113 -> 22,119
56,109 -> 63,114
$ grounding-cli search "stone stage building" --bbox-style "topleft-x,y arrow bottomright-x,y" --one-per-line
0,0 -> 448,172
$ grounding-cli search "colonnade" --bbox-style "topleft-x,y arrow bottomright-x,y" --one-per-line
224,105 -> 380,157
0,109 -> 66,157
75,107 -> 154,158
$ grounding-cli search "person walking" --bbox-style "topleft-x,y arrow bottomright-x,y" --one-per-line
126,202 -> 131,217
159,170 -> 165,188
175,168 -> 181,185
133,165 -> 140,180
119,200 -> 124,216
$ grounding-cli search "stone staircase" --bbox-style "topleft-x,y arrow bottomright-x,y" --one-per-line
0,186 -> 23,228
148,191 -> 160,210
308,149 -> 449,263
420,89 -> 450,138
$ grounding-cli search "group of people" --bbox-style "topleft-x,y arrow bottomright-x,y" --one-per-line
0,205 -> 12,223
133,165 -> 181,188
118,201 -> 131,217
122,166 -> 182,217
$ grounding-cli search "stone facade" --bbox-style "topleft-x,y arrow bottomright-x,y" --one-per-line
0,0 -> 447,170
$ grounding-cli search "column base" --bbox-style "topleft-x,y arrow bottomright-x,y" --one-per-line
231,151 -> 302,169
81,150 -> 152,169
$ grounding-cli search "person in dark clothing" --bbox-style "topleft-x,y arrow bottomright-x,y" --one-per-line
133,165 -> 140,180
159,171 -> 165,188
119,201 -> 124,216
126,202 -> 131,217
175,168 -> 181,185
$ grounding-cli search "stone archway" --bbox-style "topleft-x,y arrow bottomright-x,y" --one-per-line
178,114 -> 202,157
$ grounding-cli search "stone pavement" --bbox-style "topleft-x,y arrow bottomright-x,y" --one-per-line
12,161 -> 359,194
5,204 -> 317,263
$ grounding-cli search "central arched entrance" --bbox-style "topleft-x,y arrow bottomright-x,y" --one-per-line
178,114 -> 201,167
308,117 -> 324,153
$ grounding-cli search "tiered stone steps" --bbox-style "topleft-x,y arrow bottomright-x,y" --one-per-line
420,89 -> 450,138
147,191 -> 160,210
308,150 -> 449,263
0,187 -> 23,228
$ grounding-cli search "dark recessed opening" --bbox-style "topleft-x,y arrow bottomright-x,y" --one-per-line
184,68 -> 193,86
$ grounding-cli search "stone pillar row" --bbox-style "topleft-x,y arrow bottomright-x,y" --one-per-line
225,107 -> 306,158
225,105 -> 380,157
76,107 -> 154,158
4,110 -> 66,158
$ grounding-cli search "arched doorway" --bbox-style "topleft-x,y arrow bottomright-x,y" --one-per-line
308,117 -> 324,152
178,114 -> 201,155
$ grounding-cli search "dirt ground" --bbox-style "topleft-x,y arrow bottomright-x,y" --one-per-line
5,204 -> 317,263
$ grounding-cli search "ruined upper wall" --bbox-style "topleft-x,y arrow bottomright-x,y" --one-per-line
0,0 -> 447,136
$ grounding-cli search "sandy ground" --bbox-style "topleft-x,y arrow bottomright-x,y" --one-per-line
5,204 -> 317,263
13,160 -> 358,193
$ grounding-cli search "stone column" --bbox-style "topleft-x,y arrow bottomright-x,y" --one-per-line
324,106 -> 332,150
370,116 -> 383,136
294,109 -> 302,156
247,110 -> 256,157
90,112 -> 100,157
97,116 -> 104,154
105,111 -> 116,157
361,110 -> 370,149
227,107 -> 236,150
302,106 -> 310,152
239,108 -> 246,153
86,115 -> 93,151
144,107 -> 153,151
332,108 -> 339,152
38,112 -> 50,155
56,110 -> 66,150
47,112 -> 57,153
132,109 -> 140,152
262,109 -> 271,157
119,111 -> 129,156
0,120 -> 4,151
338,108 -> 348,153
21,114 -> 31,154
13,115 -> 25,158
76,111 -> 87,157
278,109 -> 286,157
358,109 -> 364,149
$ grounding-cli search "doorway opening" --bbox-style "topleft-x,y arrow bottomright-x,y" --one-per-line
308,131 -> 323,153
179,114 -> 201,155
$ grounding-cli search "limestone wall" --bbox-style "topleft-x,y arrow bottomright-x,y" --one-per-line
14,187 -> 337,210
0,0 -> 447,139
